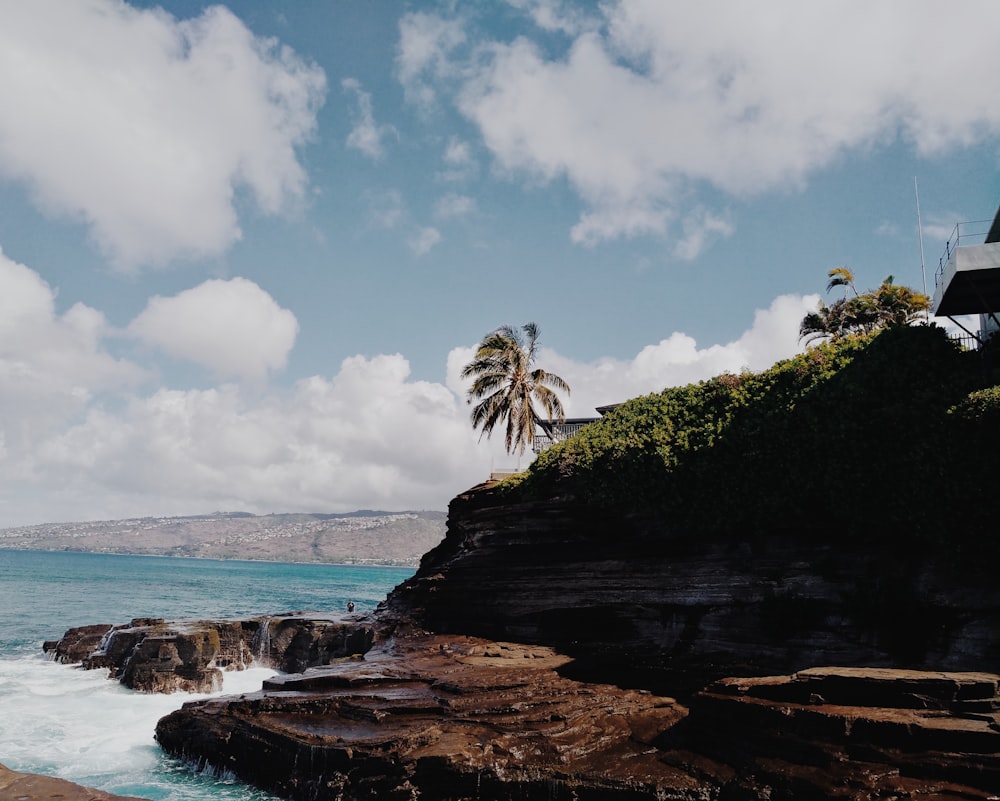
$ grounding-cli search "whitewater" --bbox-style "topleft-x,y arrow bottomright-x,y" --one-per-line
0,549 -> 413,800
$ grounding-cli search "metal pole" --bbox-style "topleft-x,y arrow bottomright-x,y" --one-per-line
914,177 -> 929,321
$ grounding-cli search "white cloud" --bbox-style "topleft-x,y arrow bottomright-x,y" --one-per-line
366,189 -> 406,229
402,1 -> 1000,249
448,293 -> 819,417
342,77 -> 396,159
505,0 -> 601,36
921,214 -> 964,248
396,12 -> 466,111
408,226 -> 443,255
25,355 -> 486,525
672,208 -> 735,261
0,250 -> 823,526
0,247 -> 145,470
128,278 -> 299,382
0,2 -> 326,268
434,193 -> 476,220
439,137 -> 479,182
444,138 -> 474,166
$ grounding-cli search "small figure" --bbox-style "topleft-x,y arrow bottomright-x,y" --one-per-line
346,600 -> 355,613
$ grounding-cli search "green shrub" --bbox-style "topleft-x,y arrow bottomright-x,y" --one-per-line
950,385 -> 1000,422
509,325 -> 993,549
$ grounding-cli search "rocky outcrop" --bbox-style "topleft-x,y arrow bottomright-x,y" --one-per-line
383,484 -> 1000,697
155,632 -> 1000,800
683,667 -> 1000,798
43,623 -> 113,664
46,614 -> 375,693
49,482 -> 987,799
156,634 -> 699,801
0,763 -> 148,801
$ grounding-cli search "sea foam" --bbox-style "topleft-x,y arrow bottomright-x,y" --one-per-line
0,655 -> 279,800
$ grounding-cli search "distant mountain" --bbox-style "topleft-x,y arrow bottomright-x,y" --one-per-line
0,511 -> 447,567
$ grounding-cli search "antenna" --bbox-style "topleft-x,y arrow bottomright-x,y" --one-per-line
914,177 -> 929,320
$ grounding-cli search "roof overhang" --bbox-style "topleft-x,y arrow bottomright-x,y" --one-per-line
931,242 -> 1000,317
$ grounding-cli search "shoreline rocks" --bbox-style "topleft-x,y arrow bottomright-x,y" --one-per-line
46,483 -> 1000,798
0,763 -> 148,801
154,632 -> 1000,800
45,613 -> 375,693
155,633 -> 699,801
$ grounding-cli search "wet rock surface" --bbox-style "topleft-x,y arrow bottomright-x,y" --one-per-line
46,614 -> 374,693
155,633 -> 1000,800
0,763 -> 147,801
155,634 -> 701,800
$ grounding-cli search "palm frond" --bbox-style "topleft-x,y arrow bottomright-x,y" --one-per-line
461,322 -> 572,455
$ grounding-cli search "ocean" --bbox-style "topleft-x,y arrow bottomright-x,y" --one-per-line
0,549 -> 414,800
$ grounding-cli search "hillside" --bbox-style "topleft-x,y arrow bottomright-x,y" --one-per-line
0,510 -> 446,566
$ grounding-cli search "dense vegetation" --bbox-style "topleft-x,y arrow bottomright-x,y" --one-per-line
504,325 -> 999,553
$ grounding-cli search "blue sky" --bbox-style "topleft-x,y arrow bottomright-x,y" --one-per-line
0,0 -> 998,525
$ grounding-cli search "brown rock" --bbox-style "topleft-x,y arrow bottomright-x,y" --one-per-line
47,614 -> 377,693
155,633 -> 698,800
686,667 -> 1000,798
0,763 -> 148,801
42,624 -> 112,664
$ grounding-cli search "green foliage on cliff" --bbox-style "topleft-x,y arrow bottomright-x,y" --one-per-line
505,325 -> 998,548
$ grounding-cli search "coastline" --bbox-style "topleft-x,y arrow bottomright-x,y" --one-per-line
0,545 -> 421,568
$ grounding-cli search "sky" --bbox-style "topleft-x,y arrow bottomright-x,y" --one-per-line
0,0 -> 998,526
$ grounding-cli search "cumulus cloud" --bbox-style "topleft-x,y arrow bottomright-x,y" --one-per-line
447,293 -> 818,417
408,226 -> 442,255
0,2 -> 326,268
400,1 -> 1000,248
0,247 -> 145,472
396,11 -> 466,110
128,278 -> 299,382
342,77 -> 396,159
0,251 -> 820,526
0,253 -> 821,526
33,355 -> 482,521
505,0 -> 601,36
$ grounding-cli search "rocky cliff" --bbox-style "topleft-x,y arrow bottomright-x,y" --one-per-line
150,483 -> 1000,800
383,484 -> 1000,698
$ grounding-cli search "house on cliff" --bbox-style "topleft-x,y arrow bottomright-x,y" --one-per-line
932,202 -> 1000,345
531,403 -> 620,453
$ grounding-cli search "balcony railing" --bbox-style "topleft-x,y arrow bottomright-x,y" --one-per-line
934,219 -> 993,291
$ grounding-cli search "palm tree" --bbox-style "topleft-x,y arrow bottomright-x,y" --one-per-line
461,322 -> 570,456
800,269 -> 930,343
826,266 -> 858,298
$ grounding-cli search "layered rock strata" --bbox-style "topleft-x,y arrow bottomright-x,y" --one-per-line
156,634 -> 700,800
46,614 -> 374,693
383,484 -> 1000,697
155,633 -> 1000,800
153,485 -> 1000,799
682,667 -> 1000,798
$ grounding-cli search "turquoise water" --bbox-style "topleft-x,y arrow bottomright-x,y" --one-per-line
0,549 -> 413,800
